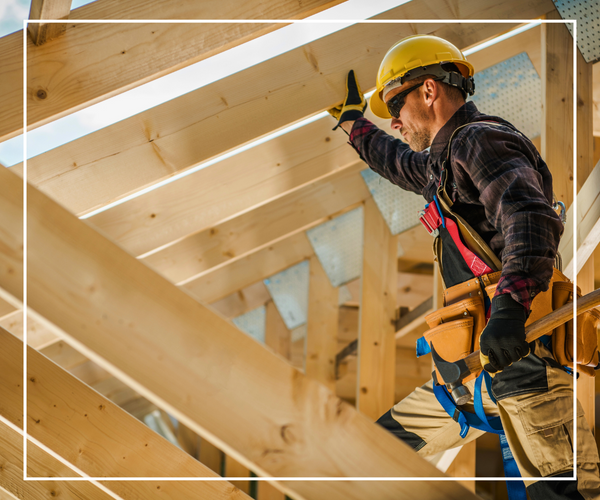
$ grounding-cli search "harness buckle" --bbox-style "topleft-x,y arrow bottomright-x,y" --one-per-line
452,408 -> 461,422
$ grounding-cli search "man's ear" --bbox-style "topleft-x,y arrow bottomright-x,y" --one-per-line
422,79 -> 438,107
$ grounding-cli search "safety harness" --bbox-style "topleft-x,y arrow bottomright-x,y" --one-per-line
418,121 -> 527,499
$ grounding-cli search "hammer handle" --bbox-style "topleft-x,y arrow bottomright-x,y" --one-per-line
463,288 -> 600,373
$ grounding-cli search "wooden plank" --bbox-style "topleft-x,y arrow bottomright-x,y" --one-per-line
28,0 -> 72,46
305,255 -> 339,392
225,457 -> 251,494
0,328 -> 250,498
594,62 -> 599,137
466,24 -> 541,75
185,232 -> 313,305
0,298 -> 17,320
1,0 -> 343,141
577,258 -> 595,432
199,437 -> 224,475
559,159 -> 600,279
210,282 -> 271,320
143,163 -> 368,284
0,420 -> 116,500
542,11 -> 574,209
445,441 -> 476,492
0,167 -> 477,499
13,0 -> 555,215
356,198 -> 398,420
88,115 -> 366,255
577,51 -> 594,188
39,339 -> 88,371
0,310 -> 59,349
265,300 -> 291,361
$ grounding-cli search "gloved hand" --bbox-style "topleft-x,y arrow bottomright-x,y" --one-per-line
479,294 -> 531,374
328,70 -> 367,131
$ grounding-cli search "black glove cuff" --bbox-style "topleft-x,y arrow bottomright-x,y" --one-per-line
332,109 -> 364,131
491,294 -> 527,321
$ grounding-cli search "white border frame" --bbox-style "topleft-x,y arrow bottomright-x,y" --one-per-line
21,17 -> 578,485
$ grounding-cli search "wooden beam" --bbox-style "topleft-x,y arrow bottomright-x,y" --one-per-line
305,255 -> 339,392
542,11 -> 574,208
88,115 -> 367,255
143,162 -> 368,284
466,24 -> 541,75
559,159 -> 600,278
356,198 -> 398,420
185,232 -> 314,305
0,309 -> 59,349
0,419 -> 115,500
577,258 -> 595,432
0,297 -> 17,320
28,0 -> 72,46
1,0 -> 343,141
14,0 -> 554,214
210,281 -> 271,320
594,62 -> 599,137
265,300 -> 291,362
0,166 -> 477,499
577,50 -> 594,187
0,328 -> 250,498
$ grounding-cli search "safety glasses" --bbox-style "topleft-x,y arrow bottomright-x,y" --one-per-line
386,77 -> 444,118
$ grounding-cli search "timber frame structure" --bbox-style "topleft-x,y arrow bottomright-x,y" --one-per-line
0,0 -> 599,499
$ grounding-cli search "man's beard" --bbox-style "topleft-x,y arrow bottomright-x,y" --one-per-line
408,128 -> 432,152
407,103 -> 432,152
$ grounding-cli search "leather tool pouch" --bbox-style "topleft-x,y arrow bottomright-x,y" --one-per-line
552,282 -> 600,372
424,295 -> 486,384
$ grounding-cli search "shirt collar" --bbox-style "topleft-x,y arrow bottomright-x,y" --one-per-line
429,101 -> 480,162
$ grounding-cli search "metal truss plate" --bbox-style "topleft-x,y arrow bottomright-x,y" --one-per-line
360,169 -> 423,236
232,306 -> 266,343
264,261 -> 309,330
553,0 -> 600,63
470,52 -> 541,139
306,207 -> 364,287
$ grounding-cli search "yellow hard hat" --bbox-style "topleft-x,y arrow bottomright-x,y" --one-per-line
369,34 -> 475,119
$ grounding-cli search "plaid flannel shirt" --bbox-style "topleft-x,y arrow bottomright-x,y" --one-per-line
349,102 -> 563,311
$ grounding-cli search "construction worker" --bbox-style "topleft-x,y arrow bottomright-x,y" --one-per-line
329,34 -> 600,499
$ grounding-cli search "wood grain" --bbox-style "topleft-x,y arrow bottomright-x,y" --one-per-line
0,155 -> 479,499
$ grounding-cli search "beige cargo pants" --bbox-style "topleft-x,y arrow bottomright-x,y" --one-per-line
378,342 -> 600,499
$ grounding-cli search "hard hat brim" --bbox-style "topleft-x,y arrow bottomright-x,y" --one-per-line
369,91 -> 392,119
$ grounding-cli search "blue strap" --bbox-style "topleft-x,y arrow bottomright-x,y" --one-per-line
433,195 -> 446,228
432,375 -> 527,499
416,336 -> 431,357
500,434 -> 528,500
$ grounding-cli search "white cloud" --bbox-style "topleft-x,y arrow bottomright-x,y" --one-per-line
0,0 -> 29,38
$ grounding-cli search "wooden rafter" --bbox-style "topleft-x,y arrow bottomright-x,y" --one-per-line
0,0 -> 343,141
0,419 -> 115,500
87,114 -> 373,256
0,328 -> 251,499
0,166 -> 478,500
185,231 -> 314,304
143,162 -> 368,284
12,0 -> 554,215
28,0 -> 72,46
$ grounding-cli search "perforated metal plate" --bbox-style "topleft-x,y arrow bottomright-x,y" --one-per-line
553,0 -> 600,63
264,261 -> 309,330
306,207 -> 364,287
360,169 -> 423,236
469,53 -> 541,139
232,306 -> 266,343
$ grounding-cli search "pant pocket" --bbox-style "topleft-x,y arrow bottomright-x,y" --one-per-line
517,393 -> 598,477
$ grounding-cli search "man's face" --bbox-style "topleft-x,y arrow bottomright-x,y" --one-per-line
384,79 -> 434,152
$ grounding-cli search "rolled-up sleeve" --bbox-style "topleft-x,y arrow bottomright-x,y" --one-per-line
453,126 -> 563,310
349,117 -> 430,195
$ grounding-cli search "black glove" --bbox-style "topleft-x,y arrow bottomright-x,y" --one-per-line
328,70 -> 367,131
479,294 -> 530,374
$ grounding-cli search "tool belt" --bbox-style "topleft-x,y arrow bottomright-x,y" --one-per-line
418,121 -> 599,385
424,268 -> 600,385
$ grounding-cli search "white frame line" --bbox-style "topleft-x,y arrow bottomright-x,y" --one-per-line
22,17 -> 578,484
